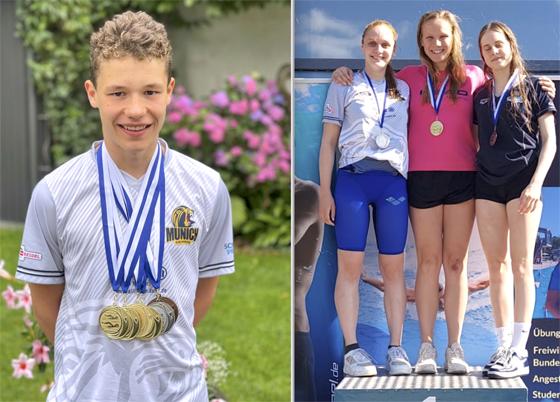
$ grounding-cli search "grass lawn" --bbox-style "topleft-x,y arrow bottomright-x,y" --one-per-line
0,227 -> 290,402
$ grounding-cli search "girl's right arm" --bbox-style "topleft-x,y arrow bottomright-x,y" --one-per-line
318,123 -> 341,226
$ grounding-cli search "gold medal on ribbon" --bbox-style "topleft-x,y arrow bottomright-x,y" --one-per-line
99,305 -> 128,340
430,120 -> 444,136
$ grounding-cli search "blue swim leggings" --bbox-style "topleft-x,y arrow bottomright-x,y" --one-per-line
334,169 -> 408,254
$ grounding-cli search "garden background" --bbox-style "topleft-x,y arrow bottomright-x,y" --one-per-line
0,1 -> 290,401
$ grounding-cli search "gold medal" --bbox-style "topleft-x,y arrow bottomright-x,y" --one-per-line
99,306 -> 127,339
430,120 -> 444,136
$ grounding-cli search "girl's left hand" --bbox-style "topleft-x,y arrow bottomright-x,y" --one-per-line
518,183 -> 542,214
538,77 -> 556,99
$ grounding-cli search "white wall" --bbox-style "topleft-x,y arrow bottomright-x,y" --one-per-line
170,3 -> 290,97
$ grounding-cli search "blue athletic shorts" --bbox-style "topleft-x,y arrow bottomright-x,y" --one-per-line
334,168 -> 408,254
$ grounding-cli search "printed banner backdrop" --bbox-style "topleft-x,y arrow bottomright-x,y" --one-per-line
294,78 -> 560,402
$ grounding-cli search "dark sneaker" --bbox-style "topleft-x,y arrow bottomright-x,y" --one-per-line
488,349 -> 529,379
482,346 -> 508,377
343,348 -> 377,377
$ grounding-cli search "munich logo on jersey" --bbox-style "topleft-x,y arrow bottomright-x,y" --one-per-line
19,245 -> 42,261
166,206 -> 199,245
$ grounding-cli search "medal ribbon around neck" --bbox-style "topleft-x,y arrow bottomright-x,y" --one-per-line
96,142 -> 166,293
491,69 -> 519,135
364,71 -> 388,129
426,69 -> 449,117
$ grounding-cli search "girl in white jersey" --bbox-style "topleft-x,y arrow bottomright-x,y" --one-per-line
319,20 -> 411,377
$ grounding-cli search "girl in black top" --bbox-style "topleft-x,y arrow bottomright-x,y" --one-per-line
473,21 -> 557,379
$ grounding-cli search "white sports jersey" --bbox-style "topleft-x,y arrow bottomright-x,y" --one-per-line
322,71 -> 410,177
16,141 -> 235,402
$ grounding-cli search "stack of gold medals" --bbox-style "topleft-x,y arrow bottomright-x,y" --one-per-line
99,294 -> 179,341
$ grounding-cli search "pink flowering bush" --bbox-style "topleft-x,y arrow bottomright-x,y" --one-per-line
1,260 -> 53,391
162,73 -> 290,247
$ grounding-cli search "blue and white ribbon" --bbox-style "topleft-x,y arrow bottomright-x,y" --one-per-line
96,142 -> 165,293
491,69 -> 519,130
426,69 -> 449,116
364,71 -> 388,129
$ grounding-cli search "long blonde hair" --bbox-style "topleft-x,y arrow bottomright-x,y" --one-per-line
362,20 -> 402,99
478,21 -> 533,129
417,10 -> 466,103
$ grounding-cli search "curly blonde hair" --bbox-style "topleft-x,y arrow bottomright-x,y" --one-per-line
417,10 -> 466,103
89,11 -> 172,84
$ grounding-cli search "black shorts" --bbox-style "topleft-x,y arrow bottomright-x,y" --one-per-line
475,164 -> 537,204
407,171 -> 476,209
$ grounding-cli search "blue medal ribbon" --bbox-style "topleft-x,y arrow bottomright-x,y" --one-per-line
491,69 -> 519,132
96,141 -> 166,293
426,69 -> 449,117
364,71 -> 388,129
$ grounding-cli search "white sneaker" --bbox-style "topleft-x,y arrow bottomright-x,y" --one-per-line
488,349 -> 529,379
483,346 -> 508,377
415,342 -> 437,374
386,346 -> 412,375
343,348 -> 377,377
444,343 -> 469,374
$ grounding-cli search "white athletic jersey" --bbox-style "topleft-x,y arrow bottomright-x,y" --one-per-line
16,141 -> 235,402
322,72 -> 410,177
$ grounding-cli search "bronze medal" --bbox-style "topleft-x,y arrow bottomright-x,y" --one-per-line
430,120 -> 444,136
489,130 -> 498,146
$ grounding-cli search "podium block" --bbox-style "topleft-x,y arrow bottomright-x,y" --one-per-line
335,367 -> 527,402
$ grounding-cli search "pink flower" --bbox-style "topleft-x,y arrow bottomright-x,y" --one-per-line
210,91 -> 229,108
253,152 -> 267,167
230,146 -> 243,157
267,105 -> 285,121
0,260 -> 12,280
259,115 -> 272,126
250,99 -> 260,113
243,131 -> 260,149
173,128 -> 201,148
3,285 -> 17,308
32,340 -> 50,364
278,159 -> 291,173
214,150 -> 229,166
204,114 -> 227,144
259,88 -> 271,102
228,119 -> 239,129
11,353 -> 35,379
15,284 -> 32,314
227,75 -> 237,86
166,111 -> 183,124
243,75 -> 257,96
229,100 -> 249,115
174,95 -> 199,116
256,165 -> 277,182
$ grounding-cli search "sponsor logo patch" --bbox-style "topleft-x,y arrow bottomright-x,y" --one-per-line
166,206 -> 199,245
224,242 -> 234,256
19,246 -> 42,261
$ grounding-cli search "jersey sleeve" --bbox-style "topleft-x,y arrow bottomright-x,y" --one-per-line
322,82 -> 347,126
16,179 -> 65,284
532,78 -> 557,118
198,179 -> 235,278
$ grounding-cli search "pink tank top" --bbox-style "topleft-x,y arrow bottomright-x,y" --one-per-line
397,65 -> 486,171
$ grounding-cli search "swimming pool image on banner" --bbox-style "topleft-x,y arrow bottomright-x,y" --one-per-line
293,79 -> 560,402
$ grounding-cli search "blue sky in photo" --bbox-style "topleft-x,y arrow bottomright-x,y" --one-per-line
294,0 -> 560,61
541,187 -> 560,237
